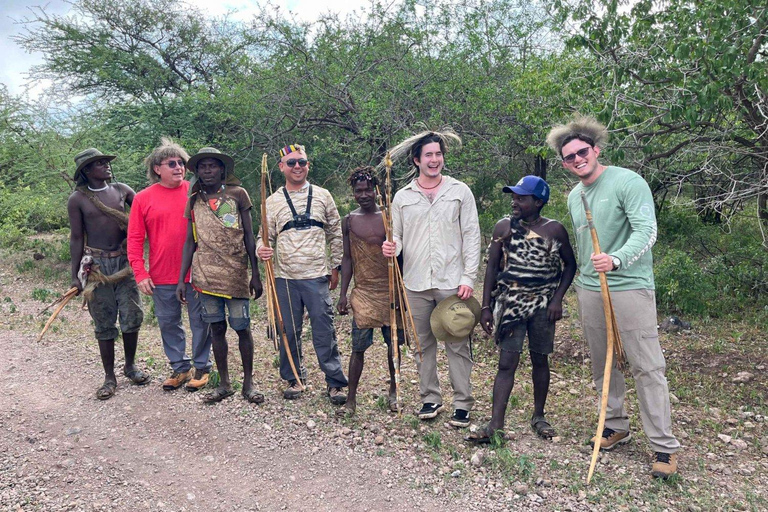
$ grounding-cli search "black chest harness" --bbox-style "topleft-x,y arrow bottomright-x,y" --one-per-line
280,185 -> 326,233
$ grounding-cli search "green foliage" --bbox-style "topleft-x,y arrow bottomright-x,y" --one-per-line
31,288 -> 54,302
490,449 -> 536,481
423,431 -> 442,450
655,204 -> 768,318
655,249 -> 717,317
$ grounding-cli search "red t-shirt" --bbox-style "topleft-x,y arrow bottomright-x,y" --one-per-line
128,181 -> 191,285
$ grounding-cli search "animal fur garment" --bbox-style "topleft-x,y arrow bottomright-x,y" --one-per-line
491,218 -> 562,342
378,128 -> 461,171
82,265 -> 134,301
75,185 -> 130,230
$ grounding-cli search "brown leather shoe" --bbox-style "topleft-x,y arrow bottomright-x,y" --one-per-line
590,428 -> 632,450
162,369 -> 194,391
328,387 -> 347,405
185,369 -> 210,392
283,381 -> 303,400
651,452 -> 678,479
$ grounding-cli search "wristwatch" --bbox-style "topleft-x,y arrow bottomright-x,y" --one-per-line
610,256 -> 621,271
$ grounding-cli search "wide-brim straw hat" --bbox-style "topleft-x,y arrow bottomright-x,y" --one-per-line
186,147 -> 240,189
430,295 -> 482,343
73,148 -> 116,184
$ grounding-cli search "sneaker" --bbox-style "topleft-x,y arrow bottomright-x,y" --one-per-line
418,403 -> 444,420
590,427 -> 632,450
185,369 -> 210,392
162,369 -> 194,391
651,452 -> 678,479
328,387 -> 347,405
283,381 -> 303,400
449,409 -> 470,428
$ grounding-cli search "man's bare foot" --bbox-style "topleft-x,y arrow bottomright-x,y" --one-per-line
336,401 -> 356,417
388,390 -> 399,412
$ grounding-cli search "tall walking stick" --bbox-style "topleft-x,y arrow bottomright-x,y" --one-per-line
261,153 -> 303,389
582,191 -> 625,484
383,152 -> 402,415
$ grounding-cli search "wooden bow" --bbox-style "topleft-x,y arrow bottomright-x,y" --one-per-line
581,191 -> 625,484
261,153 -> 303,389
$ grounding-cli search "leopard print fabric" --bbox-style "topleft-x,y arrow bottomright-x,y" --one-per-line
490,217 -> 562,342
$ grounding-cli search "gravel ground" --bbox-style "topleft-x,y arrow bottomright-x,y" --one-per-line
1,251 -> 767,511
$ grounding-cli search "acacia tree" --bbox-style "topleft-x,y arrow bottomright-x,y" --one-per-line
554,0 -> 768,236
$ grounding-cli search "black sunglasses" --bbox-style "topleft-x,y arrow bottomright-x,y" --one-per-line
562,147 -> 592,164
162,159 -> 185,168
284,158 -> 308,167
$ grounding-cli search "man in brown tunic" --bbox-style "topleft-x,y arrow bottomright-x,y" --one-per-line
337,167 -> 403,416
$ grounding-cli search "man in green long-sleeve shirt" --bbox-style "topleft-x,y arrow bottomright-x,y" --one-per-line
547,116 -> 680,479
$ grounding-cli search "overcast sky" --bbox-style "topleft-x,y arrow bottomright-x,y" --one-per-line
0,0 -> 366,97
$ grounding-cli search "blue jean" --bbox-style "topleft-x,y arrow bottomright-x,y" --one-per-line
275,277 -> 348,388
152,284 -> 212,373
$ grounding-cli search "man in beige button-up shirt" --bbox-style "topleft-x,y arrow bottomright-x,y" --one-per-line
257,144 -> 348,404
382,131 -> 481,426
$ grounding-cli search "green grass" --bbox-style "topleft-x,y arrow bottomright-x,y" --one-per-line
423,431 -> 441,451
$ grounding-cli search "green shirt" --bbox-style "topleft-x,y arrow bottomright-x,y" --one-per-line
568,166 -> 657,291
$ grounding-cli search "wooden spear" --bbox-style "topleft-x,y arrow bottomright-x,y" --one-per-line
38,286 -> 79,341
261,153 -> 304,389
581,191 -> 625,484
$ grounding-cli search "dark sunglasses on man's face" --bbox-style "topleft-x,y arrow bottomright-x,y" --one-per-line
562,147 -> 592,164
284,158 -> 308,168
162,159 -> 185,168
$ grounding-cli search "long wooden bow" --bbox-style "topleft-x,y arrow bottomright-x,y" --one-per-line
581,191 -> 625,484
261,153 -> 303,389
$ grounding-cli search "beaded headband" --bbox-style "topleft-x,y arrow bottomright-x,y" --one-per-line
279,144 -> 305,158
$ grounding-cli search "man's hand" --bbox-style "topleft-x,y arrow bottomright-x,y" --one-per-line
457,285 -> 473,300
175,282 -> 187,304
547,299 -> 563,323
257,246 -> 273,261
480,308 -> 493,335
137,277 -> 155,296
250,275 -> 263,299
337,295 -> 348,315
382,241 -> 397,258
590,252 -> 613,273
329,268 -> 339,290
70,278 -> 83,295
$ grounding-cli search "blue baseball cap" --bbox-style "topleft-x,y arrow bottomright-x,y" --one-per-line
502,175 -> 550,204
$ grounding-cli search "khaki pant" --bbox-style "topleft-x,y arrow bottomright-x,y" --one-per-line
407,288 -> 474,411
576,287 -> 680,453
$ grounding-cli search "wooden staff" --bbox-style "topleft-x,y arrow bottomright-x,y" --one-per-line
38,286 -> 79,341
383,152 -> 402,415
581,191 -> 625,484
376,163 -> 423,363
261,153 -> 303,389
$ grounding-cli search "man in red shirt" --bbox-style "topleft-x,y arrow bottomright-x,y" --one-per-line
128,138 -> 213,391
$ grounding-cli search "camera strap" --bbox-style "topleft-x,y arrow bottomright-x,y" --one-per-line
280,185 -> 326,233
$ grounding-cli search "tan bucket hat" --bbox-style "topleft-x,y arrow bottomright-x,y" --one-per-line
430,295 -> 481,343
73,148 -> 116,184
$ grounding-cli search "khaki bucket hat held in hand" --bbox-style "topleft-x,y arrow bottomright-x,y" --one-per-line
430,295 -> 482,343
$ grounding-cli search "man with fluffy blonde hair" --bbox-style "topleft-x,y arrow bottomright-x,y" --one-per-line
547,116 -> 680,479
128,137 -> 213,392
